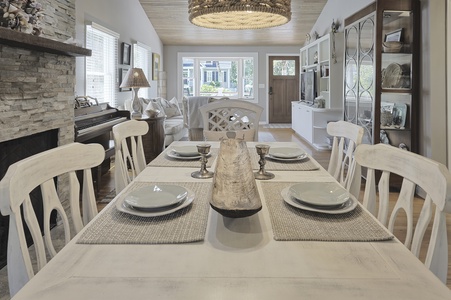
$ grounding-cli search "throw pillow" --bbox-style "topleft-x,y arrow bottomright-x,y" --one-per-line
160,97 -> 182,118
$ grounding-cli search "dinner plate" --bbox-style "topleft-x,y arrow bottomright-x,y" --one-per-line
116,188 -> 195,217
269,147 -> 305,159
288,182 -> 350,207
124,184 -> 188,210
266,153 -> 308,162
171,145 -> 200,157
167,150 -> 211,160
281,186 -> 358,215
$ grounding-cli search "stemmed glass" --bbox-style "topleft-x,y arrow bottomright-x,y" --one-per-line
191,144 -> 214,179
254,144 -> 274,180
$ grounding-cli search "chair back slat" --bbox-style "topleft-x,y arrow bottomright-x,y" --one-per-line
354,143 -> 451,283
113,120 -> 149,193
200,100 -> 263,141
326,121 -> 364,198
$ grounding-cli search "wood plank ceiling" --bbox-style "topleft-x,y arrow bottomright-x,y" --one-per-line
138,0 -> 328,46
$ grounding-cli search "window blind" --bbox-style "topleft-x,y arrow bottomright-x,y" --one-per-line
86,23 -> 119,107
133,42 -> 152,99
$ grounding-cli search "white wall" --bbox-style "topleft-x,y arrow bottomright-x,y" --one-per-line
74,0 -> 163,108
309,0 -> 374,37
164,45 -> 300,123
420,0 -> 447,165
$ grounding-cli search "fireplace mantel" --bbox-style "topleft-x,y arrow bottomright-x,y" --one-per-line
0,27 -> 91,57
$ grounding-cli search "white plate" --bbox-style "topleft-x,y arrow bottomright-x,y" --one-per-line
116,188 -> 195,217
281,186 -> 358,215
172,145 -> 200,157
266,153 -> 308,162
124,184 -> 188,210
269,147 -> 305,159
289,182 -> 350,207
167,150 -> 211,160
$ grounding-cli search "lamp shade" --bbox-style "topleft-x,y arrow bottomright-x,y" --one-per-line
120,68 -> 150,88
188,0 -> 291,30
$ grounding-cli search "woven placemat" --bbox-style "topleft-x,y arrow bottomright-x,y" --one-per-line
148,149 -> 218,168
249,150 -> 319,171
260,182 -> 394,242
77,181 -> 211,244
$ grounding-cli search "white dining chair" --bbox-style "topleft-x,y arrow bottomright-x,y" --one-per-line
199,99 -> 263,141
354,143 -> 451,283
326,120 -> 364,198
0,142 -> 105,297
113,120 -> 149,193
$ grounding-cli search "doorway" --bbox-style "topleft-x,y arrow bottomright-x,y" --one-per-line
268,56 -> 300,123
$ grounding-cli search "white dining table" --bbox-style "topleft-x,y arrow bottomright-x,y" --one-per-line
11,141 -> 451,299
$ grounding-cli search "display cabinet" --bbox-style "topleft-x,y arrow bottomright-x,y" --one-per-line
343,0 -> 419,152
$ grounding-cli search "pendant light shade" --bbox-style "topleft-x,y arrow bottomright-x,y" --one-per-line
188,0 -> 291,30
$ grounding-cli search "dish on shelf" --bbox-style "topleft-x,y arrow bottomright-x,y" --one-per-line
281,186 -> 358,215
116,187 -> 195,217
382,63 -> 410,89
382,41 -> 402,53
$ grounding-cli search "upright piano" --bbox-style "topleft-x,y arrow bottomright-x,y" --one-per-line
74,97 -> 130,193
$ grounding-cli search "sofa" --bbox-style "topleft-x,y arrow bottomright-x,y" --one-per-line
142,97 -> 188,147
140,97 -> 188,147
182,96 -> 229,141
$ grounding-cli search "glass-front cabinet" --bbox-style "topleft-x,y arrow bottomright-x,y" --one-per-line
376,0 -> 419,152
344,12 -> 375,145
344,0 -> 419,153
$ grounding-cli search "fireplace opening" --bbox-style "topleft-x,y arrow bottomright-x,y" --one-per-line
0,129 -> 59,269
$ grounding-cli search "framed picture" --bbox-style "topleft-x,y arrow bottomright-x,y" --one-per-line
121,43 -> 131,65
384,28 -> 403,42
152,53 -> 160,80
119,68 -> 131,92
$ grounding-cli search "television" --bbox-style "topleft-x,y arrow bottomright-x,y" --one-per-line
300,70 -> 317,103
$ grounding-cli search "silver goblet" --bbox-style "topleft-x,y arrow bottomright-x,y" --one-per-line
254,144 -> 275,180
191,144 -> 214,179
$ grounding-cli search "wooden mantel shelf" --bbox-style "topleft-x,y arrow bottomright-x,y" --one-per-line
0,27 -> 91,57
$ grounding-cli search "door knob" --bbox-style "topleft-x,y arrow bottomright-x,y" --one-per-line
269,87 -> 273,95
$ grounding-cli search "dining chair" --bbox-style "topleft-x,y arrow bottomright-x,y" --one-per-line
113,119 -> 149,193
0,142 -> 105,297
326,120 -> 364,198
354,143 -> 451,283
199,99 -> 263,141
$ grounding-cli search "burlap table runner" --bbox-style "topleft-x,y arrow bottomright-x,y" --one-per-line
77,181 -> 211,244
249,150 -> 319,171
260,182 -> 394,242
148,148 -> 219,168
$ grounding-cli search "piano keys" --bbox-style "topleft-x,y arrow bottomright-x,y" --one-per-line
74,101 -> 130,194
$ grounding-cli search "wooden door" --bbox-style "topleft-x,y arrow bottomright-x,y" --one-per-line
268,56 -> 300,123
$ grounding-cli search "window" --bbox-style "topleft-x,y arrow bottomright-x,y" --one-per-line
133,42 -> 152,99
85,23 -> 119,106
178,53 -> 258,101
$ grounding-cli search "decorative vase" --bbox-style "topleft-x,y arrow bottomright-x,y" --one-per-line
210,132 -> 262,218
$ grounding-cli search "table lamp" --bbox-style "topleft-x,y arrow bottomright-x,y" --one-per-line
120,68 -> 150,119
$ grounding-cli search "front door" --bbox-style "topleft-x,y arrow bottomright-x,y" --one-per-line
268,56 -> 300,123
